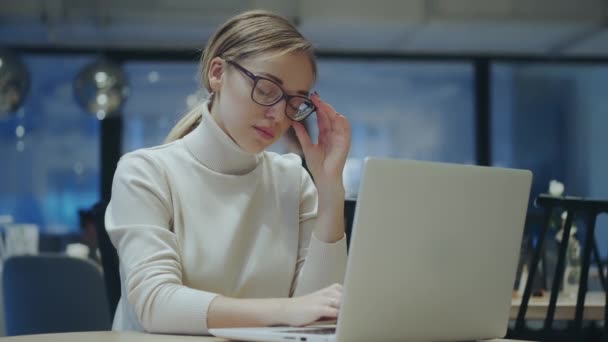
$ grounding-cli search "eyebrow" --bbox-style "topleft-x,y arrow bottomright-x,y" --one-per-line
259,72 -> 310,96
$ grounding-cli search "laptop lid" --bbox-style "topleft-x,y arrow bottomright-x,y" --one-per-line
335,158 -> 532,342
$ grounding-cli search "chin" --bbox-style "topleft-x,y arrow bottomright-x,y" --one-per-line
246,146 -> 265,154
241,140 -> 268,154
245,134 -> 279,153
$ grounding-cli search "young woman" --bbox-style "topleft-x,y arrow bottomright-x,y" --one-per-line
105,10 -> 351,335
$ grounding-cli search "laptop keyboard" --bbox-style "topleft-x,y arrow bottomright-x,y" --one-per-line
280,328 -> 336,335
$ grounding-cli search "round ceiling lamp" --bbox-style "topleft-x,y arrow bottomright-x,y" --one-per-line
0,50 -> 30,119
74,59 -> 128,120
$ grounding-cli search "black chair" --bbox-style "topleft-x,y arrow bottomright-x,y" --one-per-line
2,254 -> 112,336
509,194 -> 608,341
91,201 -> 121,319
344,199 -> 356,249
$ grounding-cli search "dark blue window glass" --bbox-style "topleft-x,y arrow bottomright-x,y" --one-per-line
0,55 -> 99,233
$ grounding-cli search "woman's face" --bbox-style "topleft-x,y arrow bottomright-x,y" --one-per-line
209,52 -> 315,153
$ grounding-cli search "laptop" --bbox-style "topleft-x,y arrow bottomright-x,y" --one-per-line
209,158 -> 533,342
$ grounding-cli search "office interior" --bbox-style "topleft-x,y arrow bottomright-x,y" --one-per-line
1,0 -> 608,341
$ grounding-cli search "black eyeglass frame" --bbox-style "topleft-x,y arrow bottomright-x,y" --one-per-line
226,60 -> 316,122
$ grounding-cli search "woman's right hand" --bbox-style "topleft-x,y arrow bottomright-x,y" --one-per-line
279,283 -> 343,327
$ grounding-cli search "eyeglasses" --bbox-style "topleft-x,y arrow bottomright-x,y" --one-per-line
227,60 -> 316,122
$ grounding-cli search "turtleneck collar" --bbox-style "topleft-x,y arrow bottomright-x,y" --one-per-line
182,102 -> 261,175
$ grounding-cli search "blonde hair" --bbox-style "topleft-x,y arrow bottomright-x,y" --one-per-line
165,10 -> 317,143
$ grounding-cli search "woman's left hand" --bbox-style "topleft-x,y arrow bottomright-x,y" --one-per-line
292,92 -> 351,188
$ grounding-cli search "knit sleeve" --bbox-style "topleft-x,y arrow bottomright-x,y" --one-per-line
290,167 -> 348,297
105,151 -> 218,334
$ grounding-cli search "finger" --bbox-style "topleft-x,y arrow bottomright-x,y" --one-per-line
323,283 -> 342,294
316,109 -> 331,147
331,296 -> 342,308
328,290 -> 343,302
331,290 -> 343,304
293,321 -> 308,328
321,307 -> 339,319
292,121 -> 312,151
323,285 -> 342,298
326,286 -> 342,295
334,115 -> 351,136
324,296 -> 339,308
329,291 -> 342,307
312,93 -> 334,133
312,92 -> 338,124
312,93 -> 339,136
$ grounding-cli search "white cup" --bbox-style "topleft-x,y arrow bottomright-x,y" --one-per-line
0,215 -> 13,259
4,224 -> 39,257
0,215 -> 13,225
66,243 -> 90,259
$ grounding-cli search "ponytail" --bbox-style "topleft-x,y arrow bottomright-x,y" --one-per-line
164,102 -> 205,143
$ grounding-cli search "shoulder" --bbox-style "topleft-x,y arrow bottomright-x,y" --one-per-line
262,151 -> 304,174
262,152 -> 314,191
116,141 -> 182,178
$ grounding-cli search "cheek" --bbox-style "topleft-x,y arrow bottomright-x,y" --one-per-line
223,102 -> 258,137
276,121 -> 292,139
224,108 -> 247,135
228,76 -> 256,105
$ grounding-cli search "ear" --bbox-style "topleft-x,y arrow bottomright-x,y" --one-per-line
207,57 -> 225,93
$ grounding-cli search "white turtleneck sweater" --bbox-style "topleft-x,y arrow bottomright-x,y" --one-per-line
105,103 -> 348,335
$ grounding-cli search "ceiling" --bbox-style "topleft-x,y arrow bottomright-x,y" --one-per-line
1,0 -> 607,56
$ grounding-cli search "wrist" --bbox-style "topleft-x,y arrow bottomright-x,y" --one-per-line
268,298 -> 291,326
317,183 -> 345,205
316,178 -> 344,192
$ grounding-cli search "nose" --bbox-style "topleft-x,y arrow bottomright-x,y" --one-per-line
264,99 -> 286,122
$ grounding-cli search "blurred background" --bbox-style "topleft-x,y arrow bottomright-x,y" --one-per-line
1,0 -> 608,339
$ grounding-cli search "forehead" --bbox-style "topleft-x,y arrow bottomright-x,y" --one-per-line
240,52 -> 315,94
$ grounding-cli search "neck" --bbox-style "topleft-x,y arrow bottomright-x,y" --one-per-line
182,101 -> 261,175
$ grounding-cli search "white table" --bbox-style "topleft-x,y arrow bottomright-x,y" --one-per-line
511,291 -> 605,321
0,331 -> 533,342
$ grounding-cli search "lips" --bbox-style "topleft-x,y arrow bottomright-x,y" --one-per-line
254,126 -> 275,139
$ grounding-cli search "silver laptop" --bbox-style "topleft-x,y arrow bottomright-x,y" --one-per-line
210,158 -> 532,342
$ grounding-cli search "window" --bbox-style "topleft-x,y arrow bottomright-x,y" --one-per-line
315,59 -> 475,198
122,61 -> 201,153
492,63 -> 608,255
492,63 -> 608,199
0,55 -> 100,233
